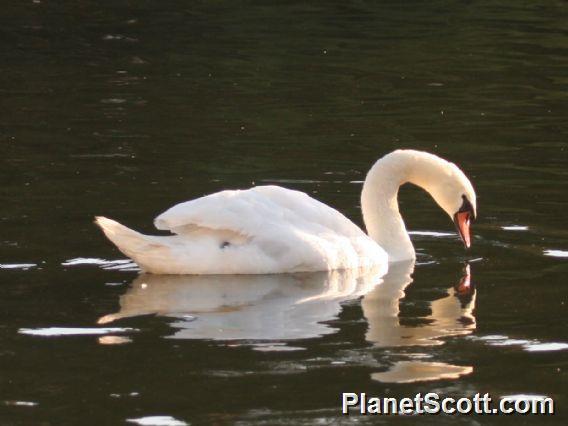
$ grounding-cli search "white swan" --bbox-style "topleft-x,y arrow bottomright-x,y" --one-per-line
95,150 -> 476,274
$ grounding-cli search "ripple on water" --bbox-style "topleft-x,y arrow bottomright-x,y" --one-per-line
4,401 -> 38,407
543,249 -> 568,258
469,335 -> 568,352
62,257 -> 140,271
126,416 -> 188,426
500,394 -> 552,402
408,230 -> 455,237
0,263 -> 37,270
252,343 -> 306,352
371,361 -> 473,383
19,327 -> 137,337
524,342 -> 568,352
98,335 -> 133,345
501,225 -> 529,231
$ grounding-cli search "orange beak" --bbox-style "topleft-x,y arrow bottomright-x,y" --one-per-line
454,211 -> 472,248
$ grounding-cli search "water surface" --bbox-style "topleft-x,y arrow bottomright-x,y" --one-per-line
1,1 -> 567,424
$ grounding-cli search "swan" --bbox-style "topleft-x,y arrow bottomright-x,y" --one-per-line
95,150 -> 476,274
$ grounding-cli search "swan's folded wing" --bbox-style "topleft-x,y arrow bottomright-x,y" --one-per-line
153,185 -> 365,238
154,188 -> 284,237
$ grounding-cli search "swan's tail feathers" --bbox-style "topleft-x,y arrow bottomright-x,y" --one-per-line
94,216 -> 169,271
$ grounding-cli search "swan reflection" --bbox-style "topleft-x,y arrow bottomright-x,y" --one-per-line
99,261 -> 475,350
363,262 -> 476,347
99,265 -> 387,340
363,261 -> 475,383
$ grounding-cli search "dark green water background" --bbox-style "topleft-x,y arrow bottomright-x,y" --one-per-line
1,0 -> 567,424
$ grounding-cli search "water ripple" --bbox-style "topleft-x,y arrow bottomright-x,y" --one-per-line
19,327 -> 137,337
126,416 -> 187,426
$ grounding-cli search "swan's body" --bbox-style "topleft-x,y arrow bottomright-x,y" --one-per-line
96,186 -> 386,274
96,150 -> 476,274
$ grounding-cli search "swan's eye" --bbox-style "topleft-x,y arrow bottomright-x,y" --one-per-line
458,195 -> 475,220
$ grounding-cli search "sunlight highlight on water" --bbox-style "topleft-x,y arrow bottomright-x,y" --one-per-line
19,327 -> 137,337
543,249 -> 568,258
372,361 -> 473,383
0,263 -> 36,270
126,416 -> 188,426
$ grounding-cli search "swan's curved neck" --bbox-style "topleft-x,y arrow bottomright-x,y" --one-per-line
361,151 -> 445,262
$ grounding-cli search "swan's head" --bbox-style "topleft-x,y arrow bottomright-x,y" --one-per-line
425,160 -> 477,248
362,150 -> 477,259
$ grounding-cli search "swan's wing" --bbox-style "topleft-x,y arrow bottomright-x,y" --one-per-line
152,185 -> 385,273
154,185 -> 365,239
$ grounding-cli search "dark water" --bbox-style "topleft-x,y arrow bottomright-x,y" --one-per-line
2,0 -> 567,424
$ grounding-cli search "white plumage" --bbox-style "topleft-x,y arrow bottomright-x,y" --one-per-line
96,185 -> 386,274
